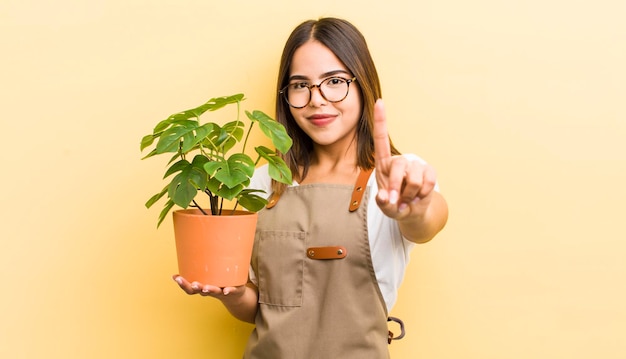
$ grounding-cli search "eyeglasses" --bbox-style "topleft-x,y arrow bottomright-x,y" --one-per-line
280,76 -> 357,109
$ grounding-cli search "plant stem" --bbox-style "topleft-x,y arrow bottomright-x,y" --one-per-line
192,200 -> 208,215
205,189 -> 218,215
211,195 -> 219,215
242,120 -> 254,154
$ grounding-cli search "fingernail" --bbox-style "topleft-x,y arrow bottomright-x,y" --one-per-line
202,287 -> 209,293
174,276 -> 183,285
389,190 -> 399,205
398,203 -> 408,212
377,190 -> 388,203
191,283 -> 199,290
223,289 -> 230,296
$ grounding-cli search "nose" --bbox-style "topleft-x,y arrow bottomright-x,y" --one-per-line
308,84 -> 327,107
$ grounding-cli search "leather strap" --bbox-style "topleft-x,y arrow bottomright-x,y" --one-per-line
306,246 -> 347,260
349,168 -> 374,212
266,191 -> 280,209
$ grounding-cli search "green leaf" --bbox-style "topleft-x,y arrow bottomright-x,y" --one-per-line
206,177 -> 246,200
166,152 -> 182,165
157,199 -> 175,228
140,148 -> 158,160
246,110 -> 292,154
140,134 -> 156,151
168,175 -> 197,208
255,146 -> 292,184
205,94 -> 245,112
267,156 -> 292,185
145,186 -> 168,209
167,161 -> 206,208
153,118 -> 175,133
155,120 -> 199,154
255,145 -> 273,157
189,123 -> 212,150
201,123 -> 223,152
219,120 -> 245,152
203,158 -> 225,176
237,189 -> 268,212
204,154 -> 254,189
164,159 -> 190,178
180,94 -> 245,119
190,154 -> 210,169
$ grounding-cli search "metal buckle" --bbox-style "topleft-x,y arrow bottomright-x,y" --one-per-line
387,316 -> 406,344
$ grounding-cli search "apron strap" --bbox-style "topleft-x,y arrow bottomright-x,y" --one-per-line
349,168 -> 374,212
266,191 -> 280,209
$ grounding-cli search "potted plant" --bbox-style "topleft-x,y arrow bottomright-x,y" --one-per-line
140,93 -> 292,287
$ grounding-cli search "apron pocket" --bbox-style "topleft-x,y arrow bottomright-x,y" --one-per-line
256,230 -> 306,307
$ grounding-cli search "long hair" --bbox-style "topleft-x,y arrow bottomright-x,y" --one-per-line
273,17 -> 400,194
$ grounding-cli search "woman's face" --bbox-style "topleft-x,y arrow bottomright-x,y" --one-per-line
287,40 -> 362,151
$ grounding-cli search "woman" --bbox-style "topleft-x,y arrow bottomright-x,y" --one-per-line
174,17 -> 448,358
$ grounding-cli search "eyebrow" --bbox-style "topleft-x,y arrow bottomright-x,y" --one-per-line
288,69 -> 352,82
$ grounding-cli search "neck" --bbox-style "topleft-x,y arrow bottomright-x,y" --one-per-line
298,141 -> 359,185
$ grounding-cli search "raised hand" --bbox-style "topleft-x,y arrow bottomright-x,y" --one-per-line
373,99 -> 438,221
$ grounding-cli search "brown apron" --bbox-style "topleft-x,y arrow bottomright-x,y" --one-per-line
244,169 -> 390,358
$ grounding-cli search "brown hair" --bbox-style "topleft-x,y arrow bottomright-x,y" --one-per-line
273,17 -> 400,194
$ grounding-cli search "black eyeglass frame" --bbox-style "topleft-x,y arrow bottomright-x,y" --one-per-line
279,76 -> 357,109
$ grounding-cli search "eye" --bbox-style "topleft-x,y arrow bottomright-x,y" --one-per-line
289,82 -> 309,90
325,77 -> 346,87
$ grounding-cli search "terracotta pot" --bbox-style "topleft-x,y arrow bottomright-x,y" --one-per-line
172,209 -> 258,287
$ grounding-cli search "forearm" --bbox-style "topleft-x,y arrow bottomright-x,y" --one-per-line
221,282 -> 259,323
399,192 -> 448,244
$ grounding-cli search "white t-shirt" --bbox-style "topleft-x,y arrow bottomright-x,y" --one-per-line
248,154 -> 433,312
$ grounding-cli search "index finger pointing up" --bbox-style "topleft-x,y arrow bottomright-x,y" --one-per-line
373,99 -> 392,163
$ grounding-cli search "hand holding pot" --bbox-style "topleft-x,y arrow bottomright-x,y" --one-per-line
173,274 -> 258,323
173,274 -> 246,299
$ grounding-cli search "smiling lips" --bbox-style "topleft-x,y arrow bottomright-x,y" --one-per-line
308,113 -> 337,127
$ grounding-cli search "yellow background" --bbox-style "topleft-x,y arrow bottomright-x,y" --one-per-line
1,0 -> 625,358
